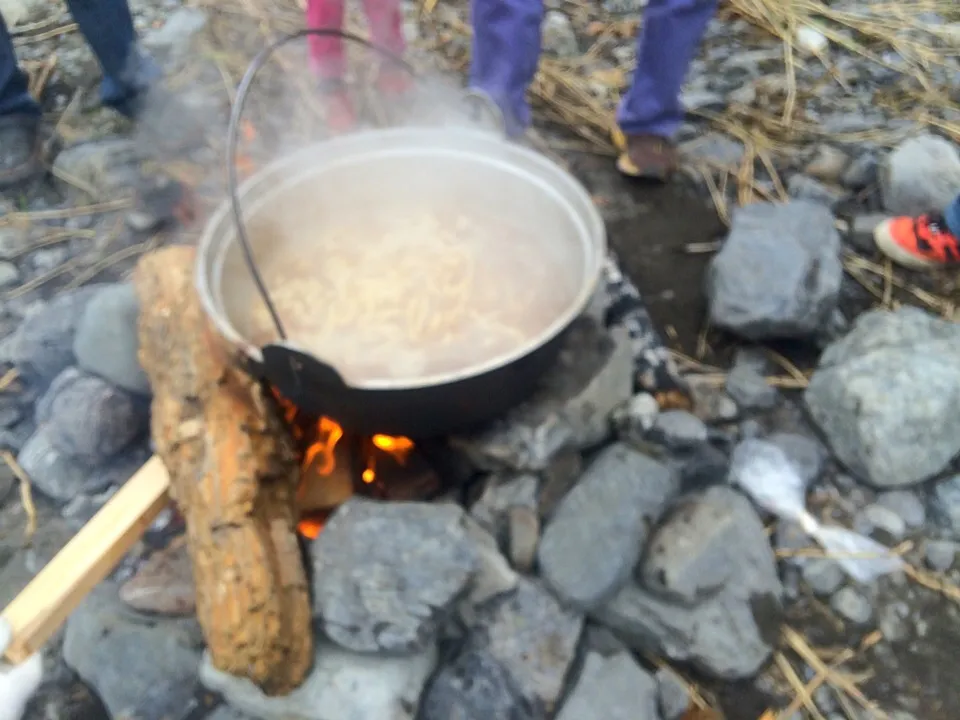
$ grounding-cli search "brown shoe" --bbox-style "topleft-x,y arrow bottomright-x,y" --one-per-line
616,133 -> 678,182
0,114 -> 41,190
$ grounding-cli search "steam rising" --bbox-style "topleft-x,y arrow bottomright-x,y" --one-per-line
128,26 -> 508,233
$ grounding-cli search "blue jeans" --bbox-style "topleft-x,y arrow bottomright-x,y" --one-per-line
0,0 -> 159,118
469,0 -> 717,138
945,194 -> 960,237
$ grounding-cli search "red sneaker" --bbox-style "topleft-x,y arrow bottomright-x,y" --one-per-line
873,213 -> 960,269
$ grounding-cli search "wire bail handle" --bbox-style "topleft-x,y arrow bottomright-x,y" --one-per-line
225,29 -> 416,341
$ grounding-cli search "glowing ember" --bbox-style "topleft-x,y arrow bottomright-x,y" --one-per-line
371,434 -> 414,463
298,516 -> 325,540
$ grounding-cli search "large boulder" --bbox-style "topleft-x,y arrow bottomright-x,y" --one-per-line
880,133 -> 960,216
806,307 -> 960,488
706,200 -> 842,340
591,486 -> 782,680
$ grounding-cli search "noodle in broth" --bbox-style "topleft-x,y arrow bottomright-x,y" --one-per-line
248,214 -> 579,383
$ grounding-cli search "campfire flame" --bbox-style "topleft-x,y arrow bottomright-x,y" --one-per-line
271,390 -> 413,539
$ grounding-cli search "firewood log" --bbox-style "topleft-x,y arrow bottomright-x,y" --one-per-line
134,246 -> 312,696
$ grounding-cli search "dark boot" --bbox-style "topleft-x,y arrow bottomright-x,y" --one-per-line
616,133 -> 678,182
0,114 -> 41,190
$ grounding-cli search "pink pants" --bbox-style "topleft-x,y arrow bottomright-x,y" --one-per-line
306,0 -> 406,78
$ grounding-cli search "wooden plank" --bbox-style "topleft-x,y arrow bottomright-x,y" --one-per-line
0,455 -> 170,664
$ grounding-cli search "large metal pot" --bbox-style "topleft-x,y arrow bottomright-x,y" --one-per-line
196,126 -> 606,437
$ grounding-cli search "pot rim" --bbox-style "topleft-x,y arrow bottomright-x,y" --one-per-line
195,126 -> 607,391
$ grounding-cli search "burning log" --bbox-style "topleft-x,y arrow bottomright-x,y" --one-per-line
134,246 -> 312,696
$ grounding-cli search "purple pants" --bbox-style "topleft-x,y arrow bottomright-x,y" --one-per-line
470,0 -> 717,138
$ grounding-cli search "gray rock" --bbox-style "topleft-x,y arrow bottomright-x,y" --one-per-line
842,152 -> 879,189
53,139 -> 141,202
206,707 -> 257,720
452,319 -> 633,471
35,367 -> 147,464
614,392 -> 660,432
466,578 -> 583,714
707,201 -> 842,340
310,499 -> 477,653
420,649 -> 542,720
925,540 -> 957,571
685,377 -> 738,423
880,133 -> 960,215
725,350 -> 778,410
507,505 -> 539,573
656,666 -> 691,720
582,623 -> 628,657
806,307 -> 960,488
594,487 -> 782,680
556,652 -> 658,720
930,474 -> 960,536
0,260 -> 19,289
682,89 -> 726,113
538,443 -> 678,611
542,11 -> 579,58
63,582 -> 202,720
641,486 -> 780,605
200,640 -> 437,720
143,7 -> 208,61
0,0 -> 47,27
855,504 -> 907,544
0,227 -> 29,259
470,474 -> 539,538
787,174 -> 847,209
830,587 -> 873,625
73,283 -> 151,395
7,286 -> 102,385
849,213 -> 889,253
802,559 -> 845,596
805,145 -> 850,183
459,518 -> 519,620
830,587 -> 873,626
649,410 -> 708,450
679,442 -> 729,490
681,132 -> 745,169
538,450 -> 583,520
767,432 -> 826,486
17,427 -> 99,501
0,397 -> 21,429
876,491 -> 926,529
878,601 -> 910,642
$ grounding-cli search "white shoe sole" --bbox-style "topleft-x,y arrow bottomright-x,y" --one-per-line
873,220 -> 940,270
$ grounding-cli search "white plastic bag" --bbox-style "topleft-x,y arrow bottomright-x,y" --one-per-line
731,439 -> 904,583
0,618 -> 43,720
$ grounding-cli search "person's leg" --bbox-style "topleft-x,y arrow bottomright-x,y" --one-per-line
306,0 -> 347,78
305,0 -> 357,132
945,194 -> 960,238
0,15 -> 39,117
469,0 -> 544,137
0,14 -> 42,188
64,0 -> 160,116
616,0 -> 716,180
874,193 -> 960,269
361,0 -> 411,95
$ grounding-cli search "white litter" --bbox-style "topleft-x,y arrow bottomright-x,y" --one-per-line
731,439 -> 904,583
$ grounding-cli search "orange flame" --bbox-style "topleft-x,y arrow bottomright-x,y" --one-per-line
272,391 -> 413,537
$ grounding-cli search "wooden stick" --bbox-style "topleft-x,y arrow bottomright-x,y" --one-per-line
0,456 -> 170,664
